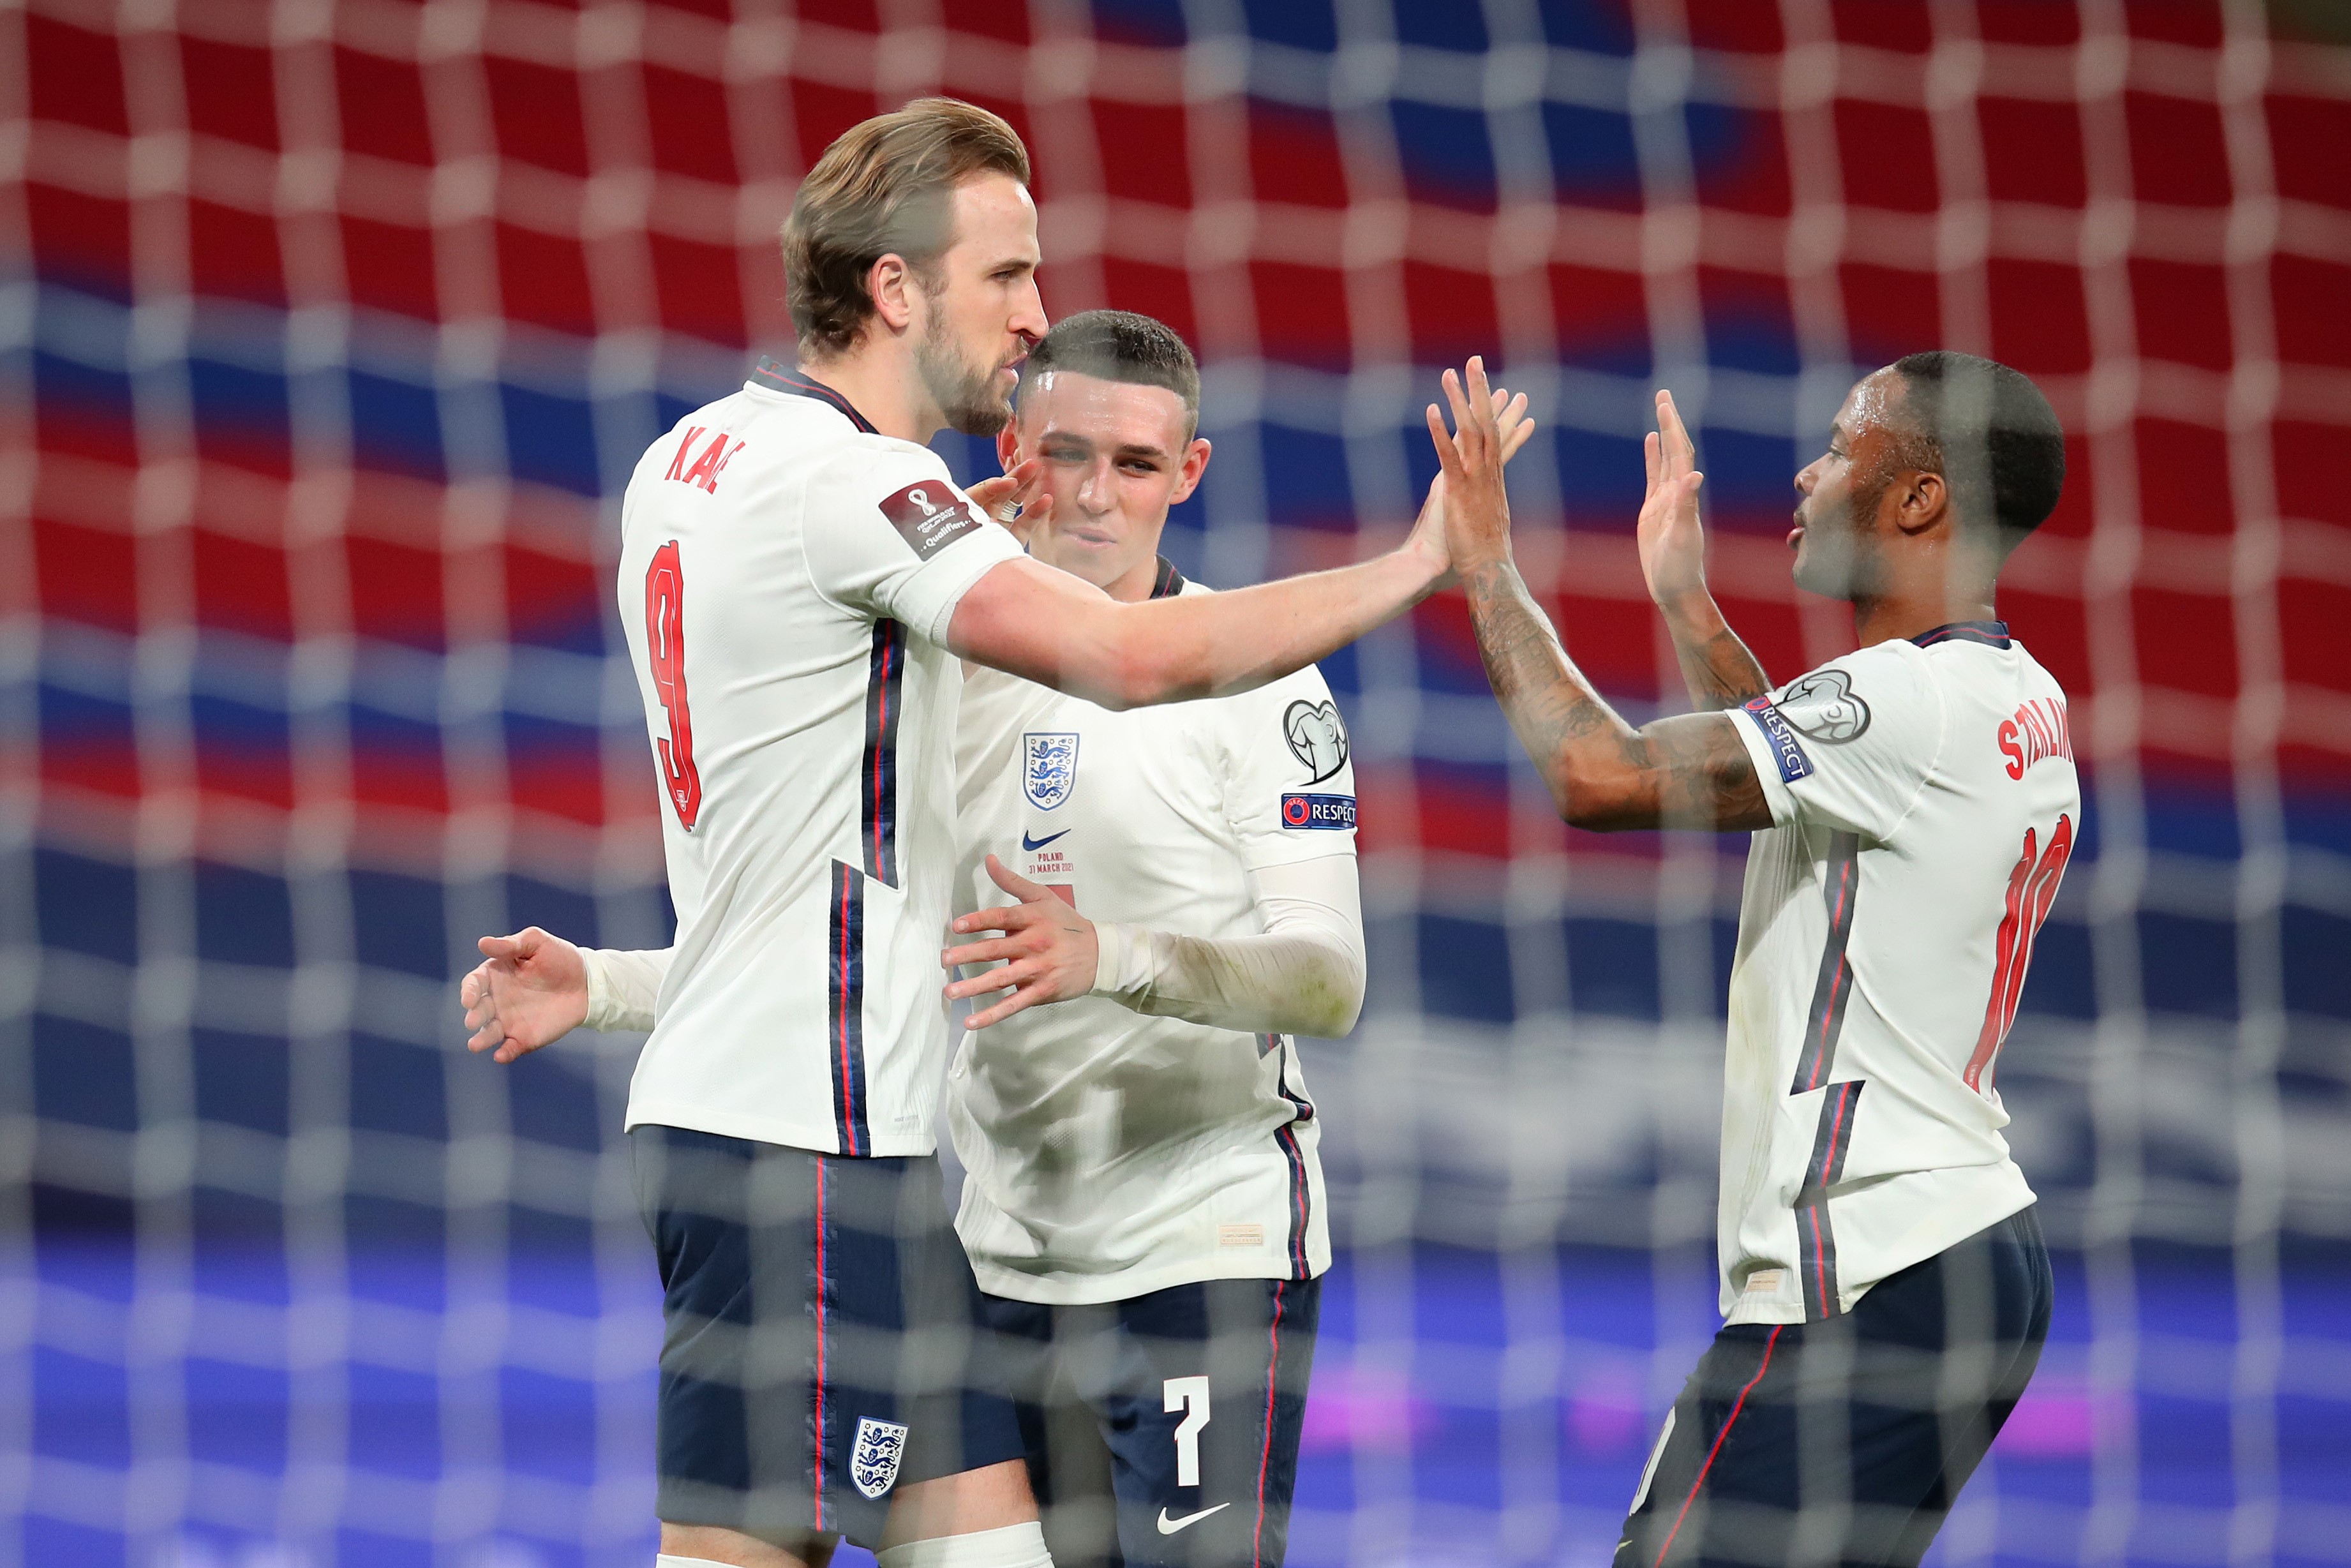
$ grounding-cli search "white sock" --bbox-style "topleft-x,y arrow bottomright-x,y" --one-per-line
875,1519 -> 1053,1568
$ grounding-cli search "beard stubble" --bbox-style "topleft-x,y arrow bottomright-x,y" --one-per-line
916,314 -> 1014,438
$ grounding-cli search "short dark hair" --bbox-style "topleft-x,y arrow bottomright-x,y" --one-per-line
1018,310 -> 1202,437
782,98 -> 1032,359
1885,351 -> 2066,546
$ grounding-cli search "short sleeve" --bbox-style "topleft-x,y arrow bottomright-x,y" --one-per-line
1729,641 -> 1946,842
798,440 -> 1026,643
1221,662 -> 1359,872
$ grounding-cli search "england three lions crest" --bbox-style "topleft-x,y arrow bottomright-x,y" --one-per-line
851,1416 -> 909,1500
1024,732 -> 1079,811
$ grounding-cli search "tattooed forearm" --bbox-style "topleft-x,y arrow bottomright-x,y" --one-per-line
1643,713 -> 1771,832
1658,594 -> 1770,711
1460,561 -> 1636,806
1460,562 -> 1775,833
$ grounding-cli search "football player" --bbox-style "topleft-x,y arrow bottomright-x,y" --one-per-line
1433,355 -> 2073,1568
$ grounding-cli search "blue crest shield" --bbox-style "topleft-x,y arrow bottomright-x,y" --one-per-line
1023,732 -> 1080,811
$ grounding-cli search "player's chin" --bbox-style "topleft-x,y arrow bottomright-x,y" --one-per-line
944,394 -> 1016,440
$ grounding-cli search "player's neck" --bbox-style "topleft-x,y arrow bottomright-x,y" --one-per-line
1849,581 -> 2001,647
795,343 -> 943,445
1103,552 -> 1161,603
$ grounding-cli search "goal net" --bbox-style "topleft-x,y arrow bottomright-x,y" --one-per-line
4,1 -> 2346,1564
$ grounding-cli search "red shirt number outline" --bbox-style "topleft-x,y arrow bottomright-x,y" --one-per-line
1967,813 -> 2073,1092
645,540 -> 701,830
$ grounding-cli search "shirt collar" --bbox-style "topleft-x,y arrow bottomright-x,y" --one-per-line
1910,620 -> 2012,650
748,357 -> 876,434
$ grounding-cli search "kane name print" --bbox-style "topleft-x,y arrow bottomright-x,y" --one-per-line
664,426 -> 745,494
877,481 -> 984,560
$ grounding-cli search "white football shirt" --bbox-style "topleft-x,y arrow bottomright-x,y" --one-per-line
1720,620 -> 2080,1324
615,359 -> 1024,1156
948,569 -> 1355,1304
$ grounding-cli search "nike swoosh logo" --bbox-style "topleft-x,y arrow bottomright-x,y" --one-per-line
1156,1504 -> 1230,1535
1021,829 -> 1071,851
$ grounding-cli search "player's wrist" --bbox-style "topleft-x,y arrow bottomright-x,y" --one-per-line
1089,922 -> 1143,997
1653,583 -> 1721,627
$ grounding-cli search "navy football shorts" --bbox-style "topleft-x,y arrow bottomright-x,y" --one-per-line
630,1125 -> 1026,1548
978,1276 -> 1320,1568
1616,1206 -> 2053,1568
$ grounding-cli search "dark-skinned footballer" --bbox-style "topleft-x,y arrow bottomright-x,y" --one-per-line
1429,352 -> 2073,1568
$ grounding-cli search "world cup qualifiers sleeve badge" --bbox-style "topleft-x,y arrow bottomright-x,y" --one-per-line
851,1416 -> 909,1500
1283,699 -> 1350,784
1022,732 -> 1080,811
877,480 -> 983,561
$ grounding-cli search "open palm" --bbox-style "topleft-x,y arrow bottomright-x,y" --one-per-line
1636,389 -> 1708,606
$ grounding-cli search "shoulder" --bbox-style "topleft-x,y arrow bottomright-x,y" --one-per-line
802,433 -> 956,496
1761,639 -> 1937,750
2010,642 -> 2070,703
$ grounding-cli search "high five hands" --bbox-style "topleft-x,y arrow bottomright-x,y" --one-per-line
1410,359 -> 1537,585
1425,356 -> 1523,576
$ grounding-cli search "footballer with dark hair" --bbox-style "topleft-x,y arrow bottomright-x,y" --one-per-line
1429,352 -> 2074,1568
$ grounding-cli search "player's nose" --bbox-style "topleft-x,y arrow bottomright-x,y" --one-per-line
1077,460 -> 1116,511
1010,282 -> 1048,343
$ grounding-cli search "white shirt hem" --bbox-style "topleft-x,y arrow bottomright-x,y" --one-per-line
967,1250 -> 1329,1306
1721,1168 -> 2038,1325
623,1100 -> 937,1159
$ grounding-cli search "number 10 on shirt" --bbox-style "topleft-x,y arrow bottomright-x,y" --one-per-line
645,541 -> 702,830
1969,814 -> 2073,1093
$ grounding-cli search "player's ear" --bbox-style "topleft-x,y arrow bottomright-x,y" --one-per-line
996,420 -> 1021,473
1895,469 -> 1949,537
1169,437 -> 1212,505
867,253 -> 916,334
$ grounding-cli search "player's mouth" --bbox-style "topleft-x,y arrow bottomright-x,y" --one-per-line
1065,525 -> 1116,546
1788,511 -> 1806,550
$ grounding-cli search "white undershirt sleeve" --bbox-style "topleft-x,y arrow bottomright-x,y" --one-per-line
579,945 -> 673,1034
1087,853 -> 1366,1038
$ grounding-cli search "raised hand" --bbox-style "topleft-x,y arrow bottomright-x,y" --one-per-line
966,455 -> 1050,545
461,927 -> 589,1064
1410,374 -> 1535,583
1491,383 -> 1537,465
1426,356 -> 1514,573
1636,389 -> 1709,609
941,855 -> 1101,1029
